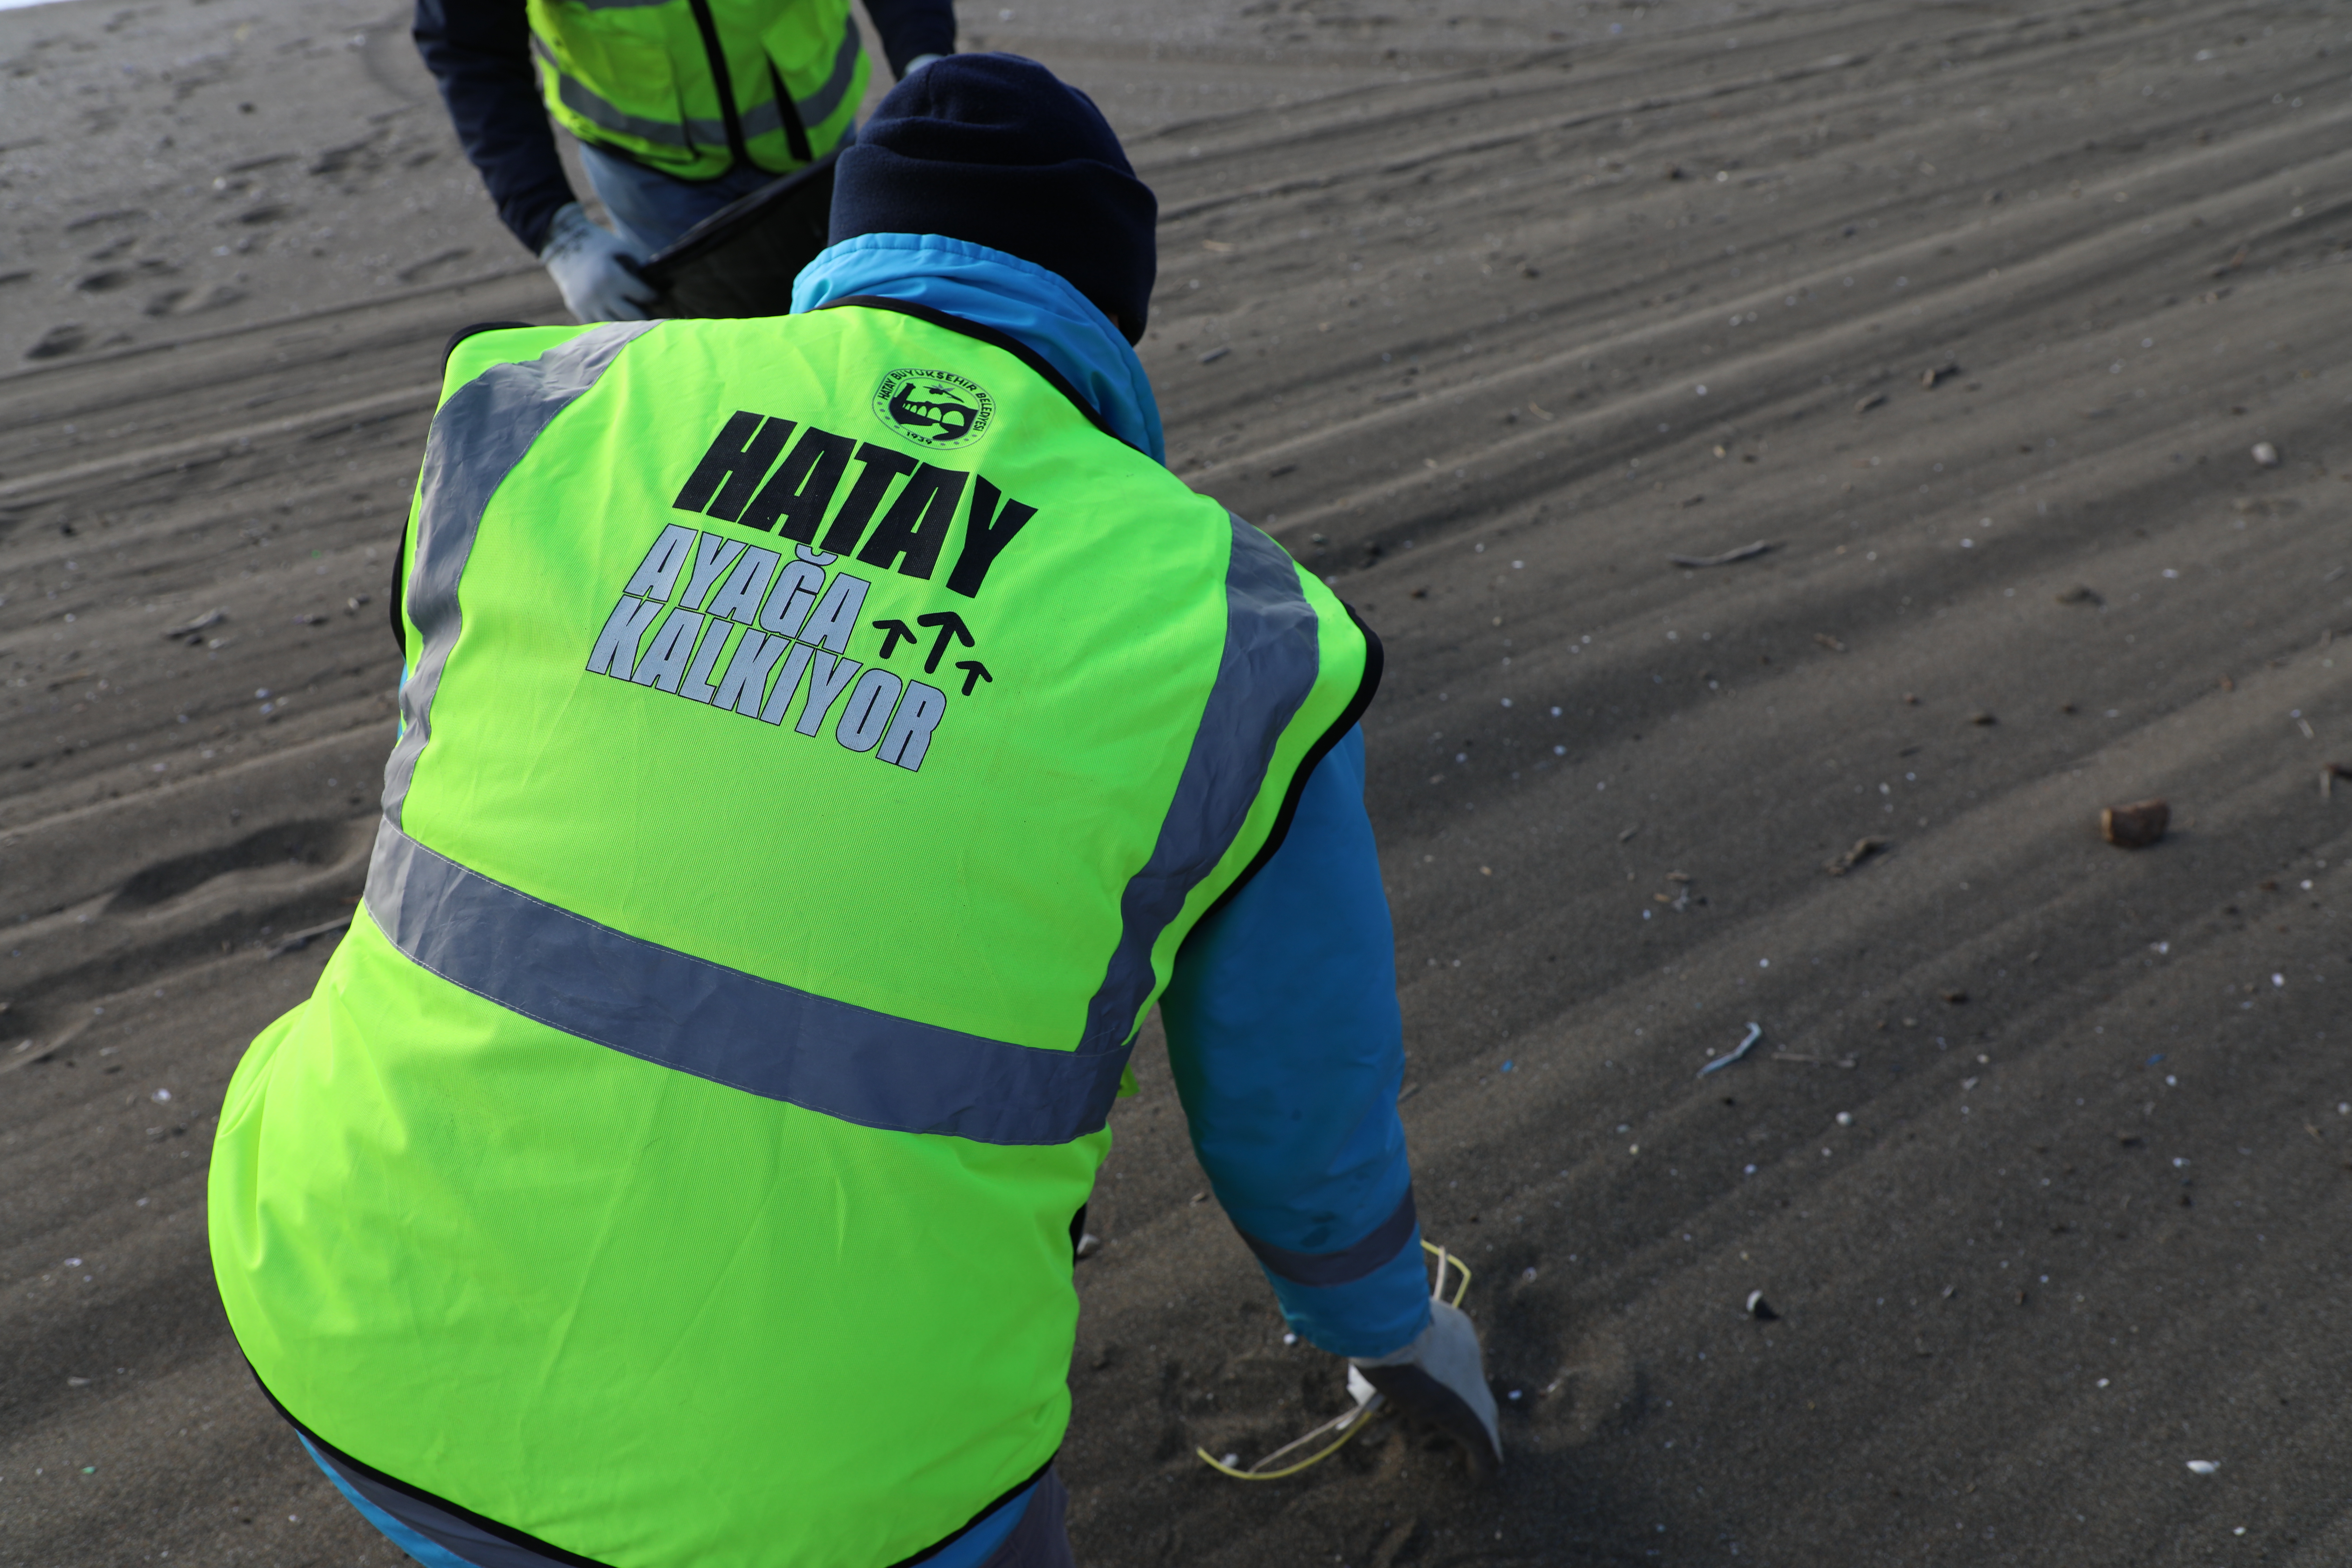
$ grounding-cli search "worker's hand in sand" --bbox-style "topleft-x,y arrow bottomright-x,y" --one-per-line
1351,1299 -> 1503,1474
539,202 -> 657,323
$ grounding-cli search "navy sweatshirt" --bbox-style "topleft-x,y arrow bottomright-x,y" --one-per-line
412,1 -> 958,254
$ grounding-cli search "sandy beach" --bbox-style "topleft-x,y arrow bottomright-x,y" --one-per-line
5,1 -> 2350,1563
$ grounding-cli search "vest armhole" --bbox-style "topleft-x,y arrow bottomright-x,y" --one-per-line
389,523 -> 407,660
1196,601 -> 1385,925
812,295 -> 1120,443
442,322 -> 541,373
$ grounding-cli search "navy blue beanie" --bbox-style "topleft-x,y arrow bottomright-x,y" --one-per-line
829,54 -> 1157,342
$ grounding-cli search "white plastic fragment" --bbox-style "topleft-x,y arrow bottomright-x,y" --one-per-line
1697,1023 -> 1765,1077
2187,1460 -> 2220,1475
2251,442 -> 2279,467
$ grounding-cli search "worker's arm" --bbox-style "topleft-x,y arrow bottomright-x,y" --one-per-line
1158,727 -> 1431,1359
412,0 -> 575,254
864,0 -> 959,78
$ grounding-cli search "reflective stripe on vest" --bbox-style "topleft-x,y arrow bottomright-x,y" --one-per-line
526,1 -> 864,179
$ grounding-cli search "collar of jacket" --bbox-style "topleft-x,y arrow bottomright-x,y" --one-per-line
791,232 -> 1167,464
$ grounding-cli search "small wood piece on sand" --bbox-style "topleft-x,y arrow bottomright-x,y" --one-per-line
1772,1050 -> 1858,1069
1825,837 -> 1886,876
1920,359 -> 1960,388
2101,799 -> 2169,848
0,1014 -> 96,1077
1667,541 -> 1776,568
267,916 -> 352,958
1813,632 -> 1848,653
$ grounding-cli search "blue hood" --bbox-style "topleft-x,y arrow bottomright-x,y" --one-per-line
791,232 -> 1166,464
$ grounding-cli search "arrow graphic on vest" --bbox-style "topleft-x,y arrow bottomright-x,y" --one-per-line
871,618 -> 918,660
955,660 -> 992,697
916,611 -> 975,675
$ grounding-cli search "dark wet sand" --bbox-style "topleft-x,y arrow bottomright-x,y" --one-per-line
5,2 -> 2351,1564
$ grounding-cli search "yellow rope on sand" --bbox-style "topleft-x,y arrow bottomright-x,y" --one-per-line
1195,1239 -> 1470,1481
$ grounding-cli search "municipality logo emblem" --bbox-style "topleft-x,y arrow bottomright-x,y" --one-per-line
874,369 -> 994,449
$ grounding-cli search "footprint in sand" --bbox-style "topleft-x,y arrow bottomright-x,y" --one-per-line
26,323 -> 88,360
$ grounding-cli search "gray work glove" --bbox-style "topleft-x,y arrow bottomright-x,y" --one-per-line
539,202 -> 656,323
1349,1298 -> 1502,1474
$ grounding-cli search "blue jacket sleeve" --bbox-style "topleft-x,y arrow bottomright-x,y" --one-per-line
1158,728 -> 1431,1359
412,0 -> 575,255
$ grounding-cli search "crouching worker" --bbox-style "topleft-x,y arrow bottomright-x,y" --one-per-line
207,55 -> 1497,1568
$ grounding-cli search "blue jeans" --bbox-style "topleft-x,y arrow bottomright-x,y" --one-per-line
581,139 -> 844,258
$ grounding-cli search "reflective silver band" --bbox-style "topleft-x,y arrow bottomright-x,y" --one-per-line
1238,1187 -> 1419,1287
386,323 -> 659,833
791,24 -> 865,132
366,821 -> 1133,1146
533,26 -> 862,155
1076,517 -> 1323,1052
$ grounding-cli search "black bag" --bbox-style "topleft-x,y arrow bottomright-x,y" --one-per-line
637,151 -> 839,320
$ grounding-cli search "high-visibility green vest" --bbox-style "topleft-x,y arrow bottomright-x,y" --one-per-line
208,304 -> 1377,1567
526,0 -> 868,182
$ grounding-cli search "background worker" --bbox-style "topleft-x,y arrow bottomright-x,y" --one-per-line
413,0 -> 958,322
209,54 -> 1496,1568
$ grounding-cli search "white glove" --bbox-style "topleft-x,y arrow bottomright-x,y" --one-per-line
1349,1298 -> 1502,1473
539,202 -> 656,323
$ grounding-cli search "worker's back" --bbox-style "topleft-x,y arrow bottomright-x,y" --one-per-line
207,304 -> 1372,1568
